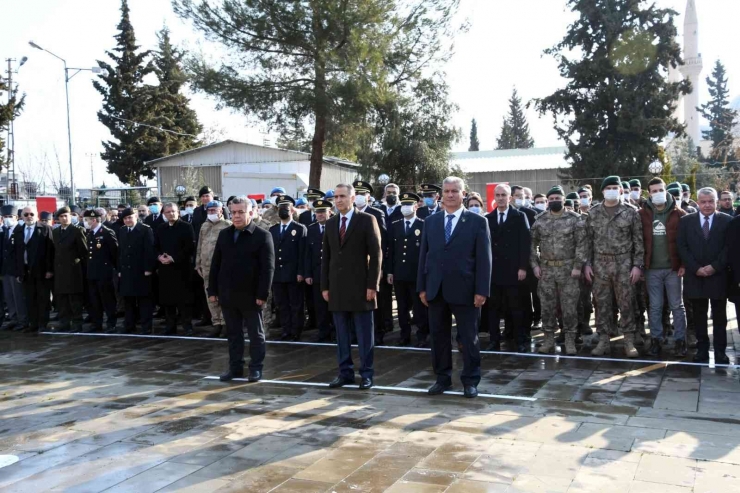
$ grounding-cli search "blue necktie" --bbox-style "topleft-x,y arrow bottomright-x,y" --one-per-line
445,215 -> 453,243
281,224 -> 286,239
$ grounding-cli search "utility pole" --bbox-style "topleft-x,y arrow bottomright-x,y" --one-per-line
4,57 -> 25,202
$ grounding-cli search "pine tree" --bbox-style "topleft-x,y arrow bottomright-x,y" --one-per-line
0,78 -> 24,169
93,0 -> 158,185
496,89 -> 534,149
697,60 -> 738,167
150,26 -> 202,156
468,118 -> 480,151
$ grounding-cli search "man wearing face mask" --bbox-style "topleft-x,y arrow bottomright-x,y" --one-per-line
69,206 -> 85,231
0,205 -> 26,331
181,197 -> 197,224
575,187 -> 594,337
388,193 -> 428,347
628,180 -> 649,345
83,209 -> 119,334
523,187 -> 534,209
628,179 -> 645,209
269,195 -> 307,341
196,200 -> 232,338
639,178 -> 688,357
681,184 -> 698,210
51,207 -> 88,333
511,185 -> 539,335
144,197 -> 165,229
533,194 -> 548,215
303,199 -> 333,342
531,186 -> 588,355
584,176 -> 644,358
417,183 -> 442,219
578,187 -> 592,214
379,183 -> 403,224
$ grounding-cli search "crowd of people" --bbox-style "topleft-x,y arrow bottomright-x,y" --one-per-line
2,176 -> 739,398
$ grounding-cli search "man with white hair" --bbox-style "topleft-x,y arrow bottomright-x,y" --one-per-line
15,205 -> 54,332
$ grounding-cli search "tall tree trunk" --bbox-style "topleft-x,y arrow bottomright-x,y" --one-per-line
309,60 -> 327,188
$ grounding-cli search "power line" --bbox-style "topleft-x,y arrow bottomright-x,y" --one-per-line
109,115 -> 198,138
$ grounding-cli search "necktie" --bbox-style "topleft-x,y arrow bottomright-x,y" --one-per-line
445,215 -> 453,243
281,224 -> 286,238
703,215 -> 710,239
24,226 -> 32,244
320,225 -> 324,236
340,216 -> 347,244
499,212 -> 505,225
405,220 -> 410,235
129,227 -> 133,233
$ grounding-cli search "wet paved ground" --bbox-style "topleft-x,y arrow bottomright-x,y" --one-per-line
1,310 -> 740,492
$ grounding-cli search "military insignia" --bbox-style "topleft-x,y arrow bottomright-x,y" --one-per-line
403,194 -> 408,199
96,243 -> 102,249
415,229 -> 420,236
291,229 -> 296,236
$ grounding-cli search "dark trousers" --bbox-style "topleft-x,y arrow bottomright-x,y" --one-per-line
304,283 -> 316,328
379,278 -> 394,330
273,282 -> 304,337
333,310 -> 374,379
23,275 -> 51,330
428,296 -> 481,387
124,296 -> 153,333
222,305 -> 265,371
394,280 -> 428,341
164,303 -> 193,333
192,269 -> 208,321
57,293 -> 84,330
88,279 -> 117,330
488,285 -> 526,347
691,298 -> 727,354
311,284 -> 332,339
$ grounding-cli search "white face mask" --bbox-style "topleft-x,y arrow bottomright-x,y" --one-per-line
207,213 -> 220,222
630,191 -> 640,201
651,191 -> 667,205
579,198 -> 590,207
469,206 -> 482,215
534,203 -> 547,212
401,205 -> 414,217
354,195 -> 367,208
83,219 -> 94,230
514,198 -> 524,207
3,218 -> 16,228
71,216 -> 79,225
603,189 -> 620,202
185,207 -> 194,215
524,199 -> 532,207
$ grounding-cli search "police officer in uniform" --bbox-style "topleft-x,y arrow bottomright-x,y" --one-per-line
388,192 -> 428,347
304,199 -> 333,342
298,188 -> 325,329
417,184 -> 442,218
83,209 -> 119,333
269,195 -> 307,341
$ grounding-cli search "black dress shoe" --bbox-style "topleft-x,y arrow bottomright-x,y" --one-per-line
648,338 -> 662,357
376,336 -> 385,346
220,369 -> 244,381
398,338 -> 411,347
279,333 -> 291,341
485,342 -> 500,352
715,353 -> 730,365
463,385 -> 478,398
196,319 -> 212,328
329,376 -> 355,388
208,325 -> 223,338
517,344 -> 530,353
248,370 -> 262,382
673,340 -> 687,357
184,328 -> 194,337
359,378 -> 373,390
428,382 -> 452,395
693,350 -> 710,363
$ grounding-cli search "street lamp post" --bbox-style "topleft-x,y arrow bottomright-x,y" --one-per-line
4,56 -> 27,202
29,41 -> 101,206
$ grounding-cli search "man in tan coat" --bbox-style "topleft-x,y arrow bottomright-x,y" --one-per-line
196,200 -> 231,338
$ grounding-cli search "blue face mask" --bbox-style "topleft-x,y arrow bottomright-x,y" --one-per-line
469,206 -> 481,215
149,204 -> 160,214
424,197 -> 435,208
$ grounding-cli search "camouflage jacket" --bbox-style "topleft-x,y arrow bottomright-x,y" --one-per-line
585,202 -> 644,268
253,217 -> 273,231
195,218 -> 232,275
260,207 -> 299,228
530,210 -> 589,269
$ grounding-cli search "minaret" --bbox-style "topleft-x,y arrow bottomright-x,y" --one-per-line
679,0 -> 703,144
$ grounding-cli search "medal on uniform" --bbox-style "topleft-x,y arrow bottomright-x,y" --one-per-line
415,229 -> 420,236
96,243 -> 102,249
291,229 -> 296,236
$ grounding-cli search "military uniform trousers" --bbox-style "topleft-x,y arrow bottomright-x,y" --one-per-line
394,280 -> 428,341
202,275 -> 224,326
273,282 -> 304,338
592,256 -> 636,335
23,274 -> 51,330
538,262 -> 580,334
223,305 -> 265,372
88,279 -> 117,330
124,296 -> 153,334
56,293 -> 84,331
578,276 -> 593,330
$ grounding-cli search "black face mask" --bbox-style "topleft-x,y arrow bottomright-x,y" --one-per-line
549,201 -> 563,212
386,195 -> 397,206
278,209 -> 290,220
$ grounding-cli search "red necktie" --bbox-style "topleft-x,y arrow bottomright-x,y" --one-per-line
340,216 -> 347,245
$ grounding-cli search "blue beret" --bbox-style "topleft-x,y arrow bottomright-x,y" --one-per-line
295,198 -> 307,206
270,187 -> 286,195
325,189 -> 335,198
206,200 -> 222,209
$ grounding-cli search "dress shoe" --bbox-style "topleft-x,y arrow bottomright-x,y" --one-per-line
647,338 -> 662,357
184,328 -> 195,337
485,342 -> 501,352
248,370 -> 262,382
52,325 -> 70,333
693,350 -> 710,363
398,338 -> 411,347
291,335 -> 301,342
219,369 -> 244,381
715,353 -> 730,365
359,378 -> 373,390
427,382 -> 452,395
517,344 -> 530,353
208,325 -> 223,338
138,329 -> 152,335
2,321 -> 18,331
84,326 -> 102,334
104,327 -> 117,334
279,333 -> 292,341
196,319 -> 212,328
673,339 -> 687,357
463,385 -> 478,398
328,376 -> 355,388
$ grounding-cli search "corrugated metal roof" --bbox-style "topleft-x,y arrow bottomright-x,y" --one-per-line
451,146 -> 571,173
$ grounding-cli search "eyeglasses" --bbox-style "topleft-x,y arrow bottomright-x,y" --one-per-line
23,213 -> 35,217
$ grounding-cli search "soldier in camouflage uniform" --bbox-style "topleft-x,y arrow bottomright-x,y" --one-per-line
576,186 -> 594,336
196,201 -> 232,338
255,200 -> 280,328
585,176 -> 645,358
531,186 -> 589,355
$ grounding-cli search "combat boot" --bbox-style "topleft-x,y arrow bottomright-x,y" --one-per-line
564,333 -> 577,355
624,333 -> 639,358
591,333 -> 610,356
538,332 -> 556,354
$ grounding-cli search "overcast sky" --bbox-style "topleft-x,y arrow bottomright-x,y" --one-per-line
3,0 -> 739,189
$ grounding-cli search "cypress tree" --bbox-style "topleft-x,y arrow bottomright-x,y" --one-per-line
496,89 -> 534,149
0,78 -> 24,169
468,118 -> 480,151
697,60 -> 738,167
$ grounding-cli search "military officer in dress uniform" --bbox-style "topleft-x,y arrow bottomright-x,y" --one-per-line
388,192 -> 428,347
416,183 -> 442,218
51,206 -> 88,333
298,188 -> 325,330
83,209 -> 119,333
304,199 -> 333,342
118,208 -> 157,334
270,195 -> 307,341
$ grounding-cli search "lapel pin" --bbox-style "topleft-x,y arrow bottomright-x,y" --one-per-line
291,229 -> 296,236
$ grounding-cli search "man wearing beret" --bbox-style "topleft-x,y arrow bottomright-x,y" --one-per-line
83,209 -> 119,333
118,208 -> 157,334
51,207 -> 88,333
628,179 -> 644,209
584,176 -> 645,357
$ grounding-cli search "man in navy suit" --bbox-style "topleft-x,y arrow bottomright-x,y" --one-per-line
417,177 -> 492,398
298,188 -> 325,228
304,199 -> 333,342
378,183 -> 403,224
417,183 -> 442,219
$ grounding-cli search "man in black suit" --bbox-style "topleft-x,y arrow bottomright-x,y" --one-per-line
304,199 -> 333,342
144,197 -> 165,229
16,206 -> 54,333
417,183 -> 442,219
485,184 -> 531,352
727,215 -> 740,331
322,183 -> 382,390
677,187 -> 733,364
417,177 -> 492,398
118,208 -> 156,334
269,195 -> 307,341
84,209 -> 119,333
1,205 -> 26,331
387,192 -> 428,347
298,188 -> 325,330
379,183 -> 403,224
510,185 -> 537,336
209,196 -> 275,382
192,186 -> 215,239
51,207 -> 88,333
181,196 -> 197,224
